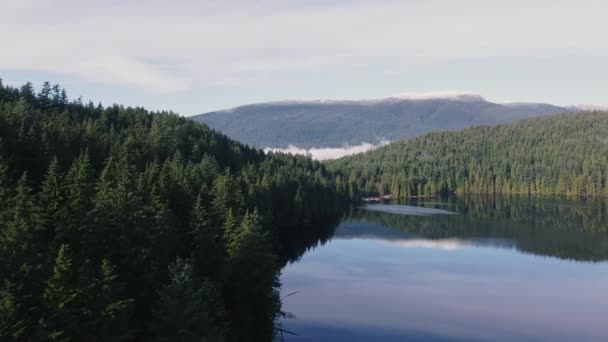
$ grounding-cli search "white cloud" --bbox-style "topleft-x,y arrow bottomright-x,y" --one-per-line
72,57 -> 186,93
1,0 -> 607,95
264,140 -> 390,160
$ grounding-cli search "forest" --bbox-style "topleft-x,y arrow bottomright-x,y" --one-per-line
328,111 -> 608,198
2,79 -> 606,341
0,80 -> 347,341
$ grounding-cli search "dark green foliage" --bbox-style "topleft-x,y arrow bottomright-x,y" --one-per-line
39,245 -> 133,341
150,258 -> 225,342
0,280 -> 27,340
223,210 -> 279,341
0,80 -> 347,341
40,244 -> 82,341
329,112 -> 608,199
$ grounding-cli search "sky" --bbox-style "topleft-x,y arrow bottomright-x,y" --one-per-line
1,0 -> 607,116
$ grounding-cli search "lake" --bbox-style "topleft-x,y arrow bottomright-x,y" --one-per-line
279,197 -> 608,341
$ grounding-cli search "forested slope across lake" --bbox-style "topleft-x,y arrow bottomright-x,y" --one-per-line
328,112 -> 608,199
0,81 -> 347,341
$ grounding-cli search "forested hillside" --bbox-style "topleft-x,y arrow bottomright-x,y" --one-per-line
0,80 -> 346,341
328,112 -> 608,198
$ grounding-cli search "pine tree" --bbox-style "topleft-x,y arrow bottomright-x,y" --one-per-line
40,244 -> 81,341
0,159 -> 12,223
149,258 -> 226,342
65,150 -> 95,214
223,210 -> 279,341
5,173 -> 45,267
40,157 -> 65,240
211,170 -> 244,221
38,82 -> 52,108
88,260 -> 133,342
223,209 -> 239,257
19,82 -> 35,103
0,281 -> 27,340
12,173 -> 39,233
59,151 -> 95,250
191,194 -> 223,280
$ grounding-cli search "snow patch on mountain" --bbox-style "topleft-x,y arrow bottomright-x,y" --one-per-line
388,91 -> 485,102
216,91 -> 487,113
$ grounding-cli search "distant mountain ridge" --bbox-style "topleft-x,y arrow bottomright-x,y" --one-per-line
191,93 -> 576,149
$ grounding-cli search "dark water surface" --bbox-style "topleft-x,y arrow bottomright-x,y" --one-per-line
279,197 -> 608,341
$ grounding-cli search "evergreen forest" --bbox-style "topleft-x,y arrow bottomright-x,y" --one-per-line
329,112 -> 608,198
0,80 -> 347,341
2,79 -> 607,341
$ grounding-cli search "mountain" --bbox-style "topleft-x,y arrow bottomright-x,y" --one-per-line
192,92 -> 572,149
327,111 -> 608,199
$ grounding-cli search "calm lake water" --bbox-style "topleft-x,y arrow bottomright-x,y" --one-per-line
279,197 -> 608,341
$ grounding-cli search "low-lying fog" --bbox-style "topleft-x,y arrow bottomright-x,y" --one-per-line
264,140 -> 389,160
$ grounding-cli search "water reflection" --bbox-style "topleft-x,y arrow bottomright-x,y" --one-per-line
359,204 -> 457,216
349,197 -> 608,262
280,197 -> 608,341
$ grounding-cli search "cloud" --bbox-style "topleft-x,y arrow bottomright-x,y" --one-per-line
264,140 -> 390,160
1,0 -> 607,95
72,57 -> 187,93
2,0 -> 608,116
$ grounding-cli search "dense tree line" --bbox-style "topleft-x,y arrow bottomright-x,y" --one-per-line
328,112 -> 608,199
0,80 -> 347,341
